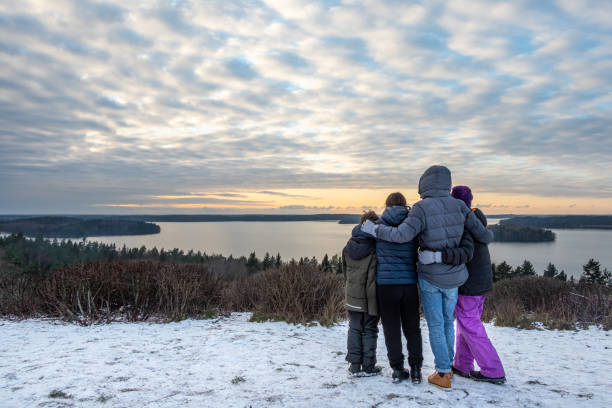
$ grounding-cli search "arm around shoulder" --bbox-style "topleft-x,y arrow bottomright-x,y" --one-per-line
375,204 -> 425,243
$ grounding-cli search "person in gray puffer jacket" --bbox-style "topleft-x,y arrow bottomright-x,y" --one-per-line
361,165 -> 494,389
362,165 -> 494,288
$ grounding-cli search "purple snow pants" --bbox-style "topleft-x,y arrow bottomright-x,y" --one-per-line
454,294 -> 505,378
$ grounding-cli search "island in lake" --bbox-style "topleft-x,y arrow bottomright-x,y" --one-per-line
500,215 -> 612,229
489,224 -> 555,242
0,217 -> 160,238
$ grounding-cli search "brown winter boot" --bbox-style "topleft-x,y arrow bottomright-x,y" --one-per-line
427,371 -> 452,389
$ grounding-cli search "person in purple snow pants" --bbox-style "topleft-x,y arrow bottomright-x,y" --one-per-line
419,185 -> 506,384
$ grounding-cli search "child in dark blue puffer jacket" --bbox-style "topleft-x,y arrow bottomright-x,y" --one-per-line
376,192 -> 423,384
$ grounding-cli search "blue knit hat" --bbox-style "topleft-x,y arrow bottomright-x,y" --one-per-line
451,185 -> 473,208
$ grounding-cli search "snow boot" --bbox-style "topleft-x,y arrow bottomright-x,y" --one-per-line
470,371 -> 506,385
452,366 -> 470,378
348,363 -> 363,377
362,365 -> 382,377
427,372 -> 452,389
410,365 -> 422,384
392,368 -> 410,383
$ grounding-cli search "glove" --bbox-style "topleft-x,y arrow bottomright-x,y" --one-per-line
360,220 -> 378,237
418,249 -> 442,264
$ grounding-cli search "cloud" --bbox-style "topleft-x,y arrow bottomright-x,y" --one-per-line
0,0 -> 610,213
278,205 -> 334,211
257,191 -> 314,199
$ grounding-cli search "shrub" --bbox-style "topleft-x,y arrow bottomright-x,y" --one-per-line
227,263 -> 344,326
482,276 -> 612,330
0,260 -> 224,324
0,249 -> 45,316
61,260 -> 223,323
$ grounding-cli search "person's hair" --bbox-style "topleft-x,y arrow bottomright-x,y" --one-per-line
385,192 -> 407,207
360,210 -> 379,224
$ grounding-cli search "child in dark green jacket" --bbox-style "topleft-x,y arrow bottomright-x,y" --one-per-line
342,211 -> 380,377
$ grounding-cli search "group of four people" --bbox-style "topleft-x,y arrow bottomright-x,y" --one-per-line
342,165 -> 506,389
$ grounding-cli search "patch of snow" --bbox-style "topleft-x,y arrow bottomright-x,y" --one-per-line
0,314 -> 610,407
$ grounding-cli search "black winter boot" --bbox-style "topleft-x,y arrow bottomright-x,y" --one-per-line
392,368 -> 410,383
452,366 -> 470,378
470,370 -> 506,385
362,365 -> 382,377
348,363 -> 363,377
410,364 -> 422,384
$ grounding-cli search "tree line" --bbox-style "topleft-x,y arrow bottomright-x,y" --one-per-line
492,259 -> 611,285
0,217 -> 160,238
1,233 -> 609,286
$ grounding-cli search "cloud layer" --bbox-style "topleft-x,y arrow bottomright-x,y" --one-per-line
1,0 -> 611,213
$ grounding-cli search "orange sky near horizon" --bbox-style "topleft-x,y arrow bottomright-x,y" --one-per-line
98,188 -> 612,215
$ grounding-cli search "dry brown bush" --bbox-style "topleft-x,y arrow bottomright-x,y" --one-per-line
227,263 -> 345,326
36,260 -> 223,324
0,266 -> 44,317
483,276 -> 612,330
3,255 -> 611,330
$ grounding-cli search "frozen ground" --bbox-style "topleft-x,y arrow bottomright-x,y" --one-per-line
1,313 -> 610,408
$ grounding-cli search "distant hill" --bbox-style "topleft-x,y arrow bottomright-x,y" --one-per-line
123,214 -> 362,223
0,214 -> 363,224
0,217 -> 160,238
490,224 -> 555,242
501,215 -> 612,229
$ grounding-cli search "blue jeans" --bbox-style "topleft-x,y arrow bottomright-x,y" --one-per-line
419,278 -> 458,373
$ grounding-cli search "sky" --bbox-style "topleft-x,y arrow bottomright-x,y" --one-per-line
1,0 -> 611,215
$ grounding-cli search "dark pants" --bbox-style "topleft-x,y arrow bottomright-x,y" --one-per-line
377,284 -> 423,370
346,311 -> 379,368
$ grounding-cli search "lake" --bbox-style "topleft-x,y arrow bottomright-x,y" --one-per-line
85,221 -> 612,279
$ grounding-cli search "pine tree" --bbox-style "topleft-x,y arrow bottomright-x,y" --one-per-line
247,251 -> 260,271
519,260 -> 536,276
330,254 -> 340,273
556,269 -> 567,281
514,264 -> 523,277
262,252 -> 272,269
275,253 -> 282,268
310,256 -> 318,268
580,259 -> 604,284
543,262 -> 558,278
336,255 -> 344,274
604,268 -> 612,286
494,261 -> 513,281
321,254 -> 331,272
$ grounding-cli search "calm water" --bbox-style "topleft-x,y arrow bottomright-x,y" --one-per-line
85,221 -> 612,278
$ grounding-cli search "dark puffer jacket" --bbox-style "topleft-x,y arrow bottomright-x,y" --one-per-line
375,165 -> 494,289
440,208 -> 493,296
375,206 -> 418,285
342,225 -> 378,316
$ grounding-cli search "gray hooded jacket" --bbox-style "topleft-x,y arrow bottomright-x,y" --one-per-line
375,165 -> 494,289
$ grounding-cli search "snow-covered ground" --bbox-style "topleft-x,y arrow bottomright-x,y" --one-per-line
1,314 -> 610,408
